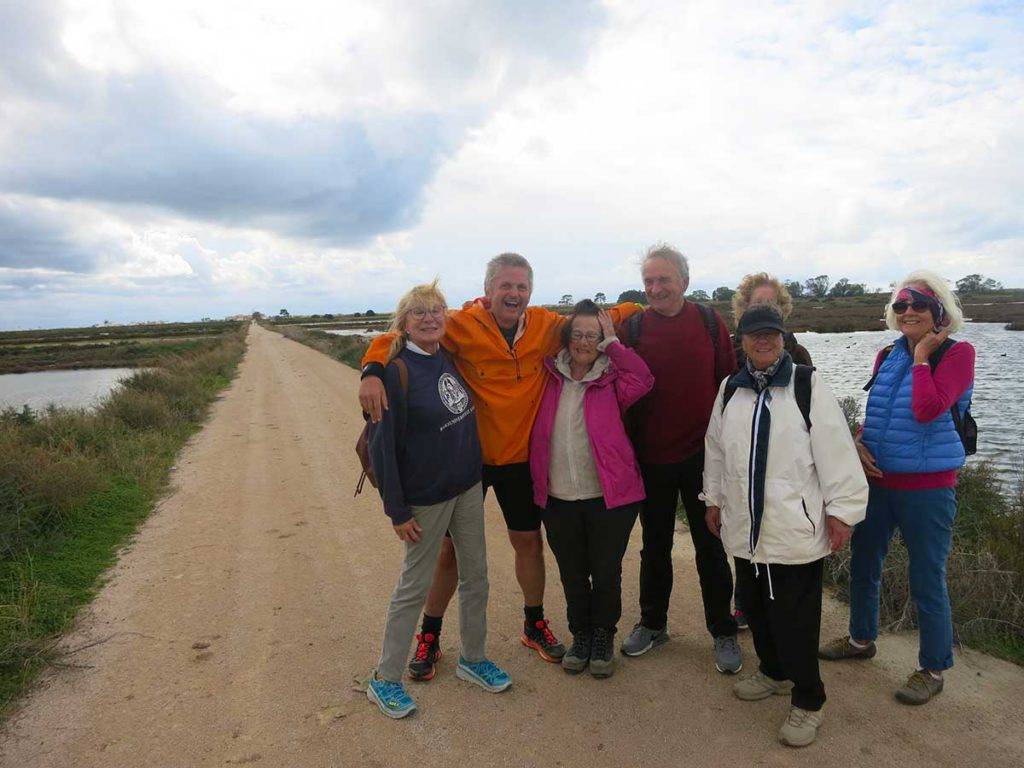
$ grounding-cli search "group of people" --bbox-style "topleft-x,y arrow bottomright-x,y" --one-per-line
358,247 -> 976,749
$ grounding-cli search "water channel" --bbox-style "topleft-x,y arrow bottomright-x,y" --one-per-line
1,324 -> 1019,487
800,323 -> 1022,487
0,368 -> 138,412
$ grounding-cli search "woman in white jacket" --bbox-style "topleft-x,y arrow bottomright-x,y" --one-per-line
702,305 -> 867,748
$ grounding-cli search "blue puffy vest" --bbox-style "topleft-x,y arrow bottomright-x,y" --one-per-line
861,337 -> 972,474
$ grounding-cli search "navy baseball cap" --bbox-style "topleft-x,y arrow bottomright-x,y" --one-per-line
738,304 -> 785,335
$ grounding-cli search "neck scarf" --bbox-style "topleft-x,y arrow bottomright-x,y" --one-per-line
746,354 -> 782,393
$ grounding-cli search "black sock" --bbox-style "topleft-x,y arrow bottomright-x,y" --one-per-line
422,614 -> 443,636
524,605 -> 544,626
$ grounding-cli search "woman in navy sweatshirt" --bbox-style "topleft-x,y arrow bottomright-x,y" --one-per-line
365,280 -> 510,720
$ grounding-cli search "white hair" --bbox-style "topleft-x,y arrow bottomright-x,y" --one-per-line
884,269 -> 965,333
641,243 -> 689,283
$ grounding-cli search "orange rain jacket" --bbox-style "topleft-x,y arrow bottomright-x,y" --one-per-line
361,301 -> 642,466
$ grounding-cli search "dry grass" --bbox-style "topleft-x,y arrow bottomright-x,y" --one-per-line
825,462 -> 1024,664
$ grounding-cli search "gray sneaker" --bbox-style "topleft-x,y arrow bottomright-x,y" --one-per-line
714,635 -> 743,674
620,623 -> 669,657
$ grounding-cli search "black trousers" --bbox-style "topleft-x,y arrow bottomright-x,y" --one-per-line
542,497 -> 639,635
638,453 -> 737,636
735,556 -> 826,712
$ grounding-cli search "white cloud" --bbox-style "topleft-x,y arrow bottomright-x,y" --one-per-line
0,0 -> 1021,328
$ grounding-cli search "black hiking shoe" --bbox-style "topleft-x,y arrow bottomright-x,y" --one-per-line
589,628 -> 615,678
561,631 -> 591,675
408,632 -> 442,681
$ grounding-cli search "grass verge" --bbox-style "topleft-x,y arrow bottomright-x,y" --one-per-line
825,461 -> 1024,666
262,322 -> 370,370
0,326 -> 246,714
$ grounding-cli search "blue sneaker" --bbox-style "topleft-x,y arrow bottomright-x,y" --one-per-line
367,671 -> 417,719
456,657 -> 512,693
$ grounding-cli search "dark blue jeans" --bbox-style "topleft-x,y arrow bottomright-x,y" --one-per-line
849,485 -> 957,671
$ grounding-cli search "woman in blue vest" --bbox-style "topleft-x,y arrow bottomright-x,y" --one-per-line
819,270 -> 975,706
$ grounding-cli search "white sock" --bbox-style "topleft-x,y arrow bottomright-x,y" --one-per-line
848,638 -> 870,650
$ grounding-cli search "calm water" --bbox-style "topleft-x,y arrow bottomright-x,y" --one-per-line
800,324 -> 1023,487
0,368 -> 137,411
323,329 -> 382,337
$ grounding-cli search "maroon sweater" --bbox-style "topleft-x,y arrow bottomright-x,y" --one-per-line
627,303 -> 737,464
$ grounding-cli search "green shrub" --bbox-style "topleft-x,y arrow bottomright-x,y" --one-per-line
0,326 -> 246,711
825,461 -> 1024,665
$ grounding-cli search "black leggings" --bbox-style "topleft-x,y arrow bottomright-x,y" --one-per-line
542,497 -> 639,634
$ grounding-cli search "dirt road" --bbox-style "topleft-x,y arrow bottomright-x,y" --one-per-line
2,324 -> 1022,768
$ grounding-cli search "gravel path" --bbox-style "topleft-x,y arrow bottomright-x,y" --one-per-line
2,324 -> 1022,767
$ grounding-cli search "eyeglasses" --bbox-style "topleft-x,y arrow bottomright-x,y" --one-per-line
892,300 -> 930,315
570,331 -> 601,343
410,306 -> 446,319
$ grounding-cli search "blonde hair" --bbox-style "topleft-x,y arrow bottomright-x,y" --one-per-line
732,273 -> 793,324
884,269 -> 964,333
387,279 -> 448,361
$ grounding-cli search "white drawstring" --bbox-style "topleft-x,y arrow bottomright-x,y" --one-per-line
752,561 -> 776,601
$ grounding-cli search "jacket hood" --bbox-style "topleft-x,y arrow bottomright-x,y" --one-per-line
543,350 -> 615,387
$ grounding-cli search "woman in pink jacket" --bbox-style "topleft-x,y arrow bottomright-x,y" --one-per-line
530,300 -> 654,678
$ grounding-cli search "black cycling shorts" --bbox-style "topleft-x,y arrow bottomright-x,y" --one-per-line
482,462 -> 543,532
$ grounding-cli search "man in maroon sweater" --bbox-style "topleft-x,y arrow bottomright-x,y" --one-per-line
619,245 -> 743,674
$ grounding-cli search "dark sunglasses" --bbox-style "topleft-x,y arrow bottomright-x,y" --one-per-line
892,300 -> 930,314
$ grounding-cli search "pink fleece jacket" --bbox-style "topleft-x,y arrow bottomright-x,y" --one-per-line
530,340 -> 654,510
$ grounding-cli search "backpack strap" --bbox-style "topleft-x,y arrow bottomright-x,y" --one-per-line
793,364 -> 813,431
354,356 -> 410,497
393,357 -> 409,395
927,338 -> 956,370
625,310 -> 644,348
721,381 -> 738,412
695,302 -> 720,356
862,344 -> 895,391
927,338 -> 971,446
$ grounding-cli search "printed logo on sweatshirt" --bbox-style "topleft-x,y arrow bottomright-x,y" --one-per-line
438,373 -> 470,415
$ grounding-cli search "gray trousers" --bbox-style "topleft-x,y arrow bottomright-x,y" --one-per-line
377,482 -> 488,682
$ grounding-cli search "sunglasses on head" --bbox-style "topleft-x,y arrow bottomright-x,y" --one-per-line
892,300 -> 930,314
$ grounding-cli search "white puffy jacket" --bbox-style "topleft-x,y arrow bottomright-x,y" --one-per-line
701,363 -> 867,566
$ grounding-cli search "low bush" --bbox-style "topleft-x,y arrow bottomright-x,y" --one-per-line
825,461 -> 1024,664
0,326 -> 247,711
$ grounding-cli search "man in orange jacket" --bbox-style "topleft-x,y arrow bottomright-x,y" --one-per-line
359,253 -> 641,679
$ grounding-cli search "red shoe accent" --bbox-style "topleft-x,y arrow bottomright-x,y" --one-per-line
408,632 -> 442,681
520,620 -> 562,663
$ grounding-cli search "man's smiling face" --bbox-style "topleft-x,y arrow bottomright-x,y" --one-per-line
486,266 -> 532,329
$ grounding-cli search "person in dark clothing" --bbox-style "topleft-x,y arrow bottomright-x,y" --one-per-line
618,244 -> 742,675
366,280 -> 510,720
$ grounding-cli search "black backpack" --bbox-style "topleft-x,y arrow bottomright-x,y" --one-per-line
862,339 -> 977,455
721,364 -> 814,430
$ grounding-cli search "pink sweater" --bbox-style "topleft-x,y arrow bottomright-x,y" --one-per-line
869,341 -> 976,491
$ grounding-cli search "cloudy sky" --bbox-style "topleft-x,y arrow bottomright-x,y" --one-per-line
1,1 -> 1022,328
